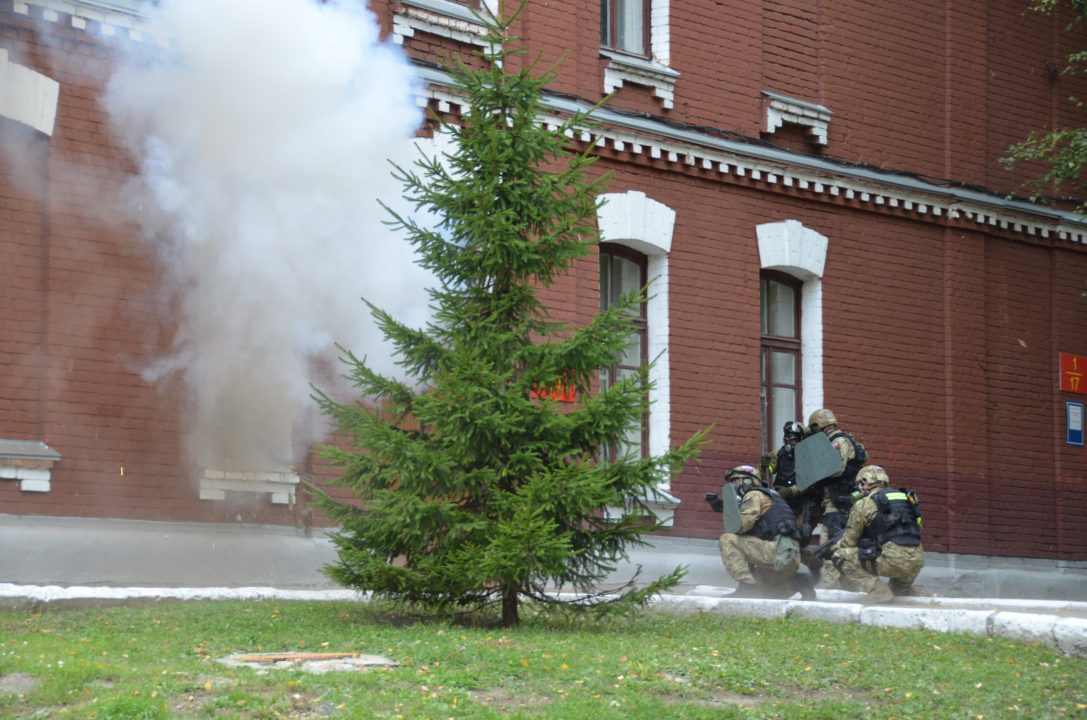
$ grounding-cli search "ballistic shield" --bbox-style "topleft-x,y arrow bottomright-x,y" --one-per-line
721,483 -> 743,534
795,432 -> 844,492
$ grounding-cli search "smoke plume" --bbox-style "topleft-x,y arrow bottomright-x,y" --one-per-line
103,0 -> 431,473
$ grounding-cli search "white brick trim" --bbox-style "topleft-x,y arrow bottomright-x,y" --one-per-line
0,49 -> 60,136
14,1 -> 161,45
414,64 -> 1087,241
650,0 -> 670,66
763,91 -> 833,146
200,469 -> 299,505
601,50 -> 679,110
391,0 -> 493,48
0,466 -> 52,493
756,219 -> 828,419
598,191 -> 675,503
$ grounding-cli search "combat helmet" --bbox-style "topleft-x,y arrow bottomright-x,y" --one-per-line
856,465 -> 890,487
808,408 -> 838,432
725,465 -> 764,494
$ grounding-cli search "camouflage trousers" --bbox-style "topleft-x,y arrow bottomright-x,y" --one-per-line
835,543 -> 925,593
719,533 -> 799,596
818,503 -> 849,589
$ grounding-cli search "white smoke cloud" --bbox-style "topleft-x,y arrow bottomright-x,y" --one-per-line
103,0 -> 433,473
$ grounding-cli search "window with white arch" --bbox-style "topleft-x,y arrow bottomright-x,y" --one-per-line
597,191 -> 678,524
756,219 -> 828,451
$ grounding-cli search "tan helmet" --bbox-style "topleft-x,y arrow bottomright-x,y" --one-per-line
808,408 -> 838,431
725,465 -> 764,493
856,465 -> 890,487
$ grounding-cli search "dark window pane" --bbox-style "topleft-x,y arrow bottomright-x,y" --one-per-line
599,253 -> 611,312
600,0 -> 609,45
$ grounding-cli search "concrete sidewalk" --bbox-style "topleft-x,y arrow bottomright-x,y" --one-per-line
4,515 -> 1085,601
3,582 -> 1086,661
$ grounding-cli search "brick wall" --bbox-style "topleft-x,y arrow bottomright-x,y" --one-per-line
0,117 -> 48,442
2,2 -> 1087,560
0,9 -> 298,525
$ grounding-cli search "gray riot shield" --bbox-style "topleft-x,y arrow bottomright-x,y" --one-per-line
721,484 -> 743,534
795,432 -> 845,492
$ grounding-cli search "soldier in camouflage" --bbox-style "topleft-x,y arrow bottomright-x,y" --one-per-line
830,465 -> 925,605
765,421 -> 824,580
718,465 -> 814,600
778,408 -> 867,590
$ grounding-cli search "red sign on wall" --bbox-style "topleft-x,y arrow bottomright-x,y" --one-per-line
531,373 -> 576,403
1060,353 -> 1087,395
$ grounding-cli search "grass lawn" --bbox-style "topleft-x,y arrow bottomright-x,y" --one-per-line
1,600 -> 1085,719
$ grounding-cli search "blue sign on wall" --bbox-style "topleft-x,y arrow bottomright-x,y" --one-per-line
1069,402 -> 1085,447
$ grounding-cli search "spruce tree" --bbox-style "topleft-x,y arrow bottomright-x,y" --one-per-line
310,1 -> 709,627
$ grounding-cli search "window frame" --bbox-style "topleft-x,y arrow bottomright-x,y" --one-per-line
760,270 -> 802,454
600,0 -> 652,59
600,244 -> 649,459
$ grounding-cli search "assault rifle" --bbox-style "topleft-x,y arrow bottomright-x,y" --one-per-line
809,530 -> 845,562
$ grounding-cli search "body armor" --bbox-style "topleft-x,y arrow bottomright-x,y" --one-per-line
774,443 -> 797,487
862,488 -> 922,548
746,487 -> 803,542
773,444 -> 806,517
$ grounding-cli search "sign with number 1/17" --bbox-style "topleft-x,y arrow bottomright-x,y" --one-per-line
1060,353 -> 1087,395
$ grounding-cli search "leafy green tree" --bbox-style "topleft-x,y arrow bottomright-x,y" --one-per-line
309,2 -> 709,628
1002,1 -> 1087,208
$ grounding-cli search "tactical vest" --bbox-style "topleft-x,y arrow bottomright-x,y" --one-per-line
746,487 -> 803,542
862,488 -> 922,548
774,444 -> 797,488
825,430 -> 867,506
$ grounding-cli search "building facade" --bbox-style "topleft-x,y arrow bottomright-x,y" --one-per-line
2,0 -> 1087,591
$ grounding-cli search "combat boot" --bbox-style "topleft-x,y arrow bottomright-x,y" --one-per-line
889,579 -> 934,597
859,582 -> 894,606
804,559 -> 823,585
790,574 -> 817,601
727,582 -> 761,599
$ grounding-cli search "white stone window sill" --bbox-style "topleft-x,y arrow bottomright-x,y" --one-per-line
0,439 -> 61,493
606,486 -> 680,528
200,470 -> 300,506
762,90 -> 833,146
392,0 -> 491,48
601,49 -> 679,109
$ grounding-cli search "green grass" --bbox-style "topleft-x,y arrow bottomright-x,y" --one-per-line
0,600 -> 1085,719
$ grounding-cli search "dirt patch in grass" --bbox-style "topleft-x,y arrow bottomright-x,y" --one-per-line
0,673 -> 41,695
167,687 -> 335,719
654,683 -> 880,710
470,687 -> 553,714
776,684 -> 879,706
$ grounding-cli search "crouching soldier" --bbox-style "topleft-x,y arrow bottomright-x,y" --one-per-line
830,466 -> 924,605
718,466 -> 815,600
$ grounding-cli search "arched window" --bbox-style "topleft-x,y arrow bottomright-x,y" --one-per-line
760,271 -> 801,454
600,244 -> 648,459
756,219 -> 827,453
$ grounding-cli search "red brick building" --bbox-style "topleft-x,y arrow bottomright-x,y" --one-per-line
2,0 -> 1087,592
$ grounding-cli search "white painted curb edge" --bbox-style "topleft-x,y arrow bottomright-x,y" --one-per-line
649,595 -> 1087,660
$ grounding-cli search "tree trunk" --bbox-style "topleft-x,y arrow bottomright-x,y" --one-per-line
501,585 -> 519,627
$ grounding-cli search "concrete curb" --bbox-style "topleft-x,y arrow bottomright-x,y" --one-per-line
0,583 -> 362,612
3,584 -> 1086,660
648,593 -> 1087,660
